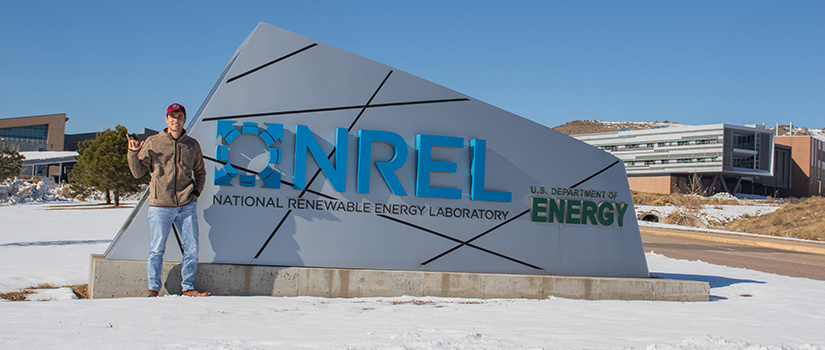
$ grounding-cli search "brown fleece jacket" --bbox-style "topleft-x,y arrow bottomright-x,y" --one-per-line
127,129 -> 206,207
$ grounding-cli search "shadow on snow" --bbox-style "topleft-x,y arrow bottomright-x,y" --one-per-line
0,239 -> 112,248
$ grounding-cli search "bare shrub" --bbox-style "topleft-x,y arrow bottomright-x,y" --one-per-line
631,191 -> 662,205
672,195 -> 705,210
631,191 -> 738,208
665,210 -> 703,227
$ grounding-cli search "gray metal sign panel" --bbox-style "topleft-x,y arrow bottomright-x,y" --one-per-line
106,22 -> 649,278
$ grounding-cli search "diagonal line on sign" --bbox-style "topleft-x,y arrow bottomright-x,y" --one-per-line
171,224 -> 185,255
377,214 -> 544,270
419,209 -> 530,266
295,70 -> 393,200
569,160 -> 620,189
226,43 -> 318,83
253,70 -> 393,259
200,98 -> 470,121
417,159 -> 623,268
254,208 -> 293,258
346,71 -> 393,132
377,214 -> 465,244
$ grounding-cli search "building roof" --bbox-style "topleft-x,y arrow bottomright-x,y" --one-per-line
20,151 -> 78,166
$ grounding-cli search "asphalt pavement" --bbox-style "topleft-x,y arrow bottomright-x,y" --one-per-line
639,225 -> 825,281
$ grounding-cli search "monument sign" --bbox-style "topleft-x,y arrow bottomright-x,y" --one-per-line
105,22 -> 649,278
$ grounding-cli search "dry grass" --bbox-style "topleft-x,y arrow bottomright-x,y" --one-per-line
633,191 -> 824,241
28,283 -> 59,290
632,191 -> 740,208
376,299 -> 485,306
69,284 -> 88,299
725,196 -> 825,241
664,210 -> 703,227
391,299 -> 436,305
552,120 -> 678,135
0,283 -> 89,301
553,120 -> 627,135
0,290 -> 33,301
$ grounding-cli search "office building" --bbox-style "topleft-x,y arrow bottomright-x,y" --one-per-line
574,124 -> 787,195
775,135 -> 825,197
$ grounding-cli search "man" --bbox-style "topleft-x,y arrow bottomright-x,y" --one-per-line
127,103 -> 210,297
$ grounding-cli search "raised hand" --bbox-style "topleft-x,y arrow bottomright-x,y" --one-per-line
127,135 -> 144,151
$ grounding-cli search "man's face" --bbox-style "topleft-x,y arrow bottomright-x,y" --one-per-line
165,111 -> 186,133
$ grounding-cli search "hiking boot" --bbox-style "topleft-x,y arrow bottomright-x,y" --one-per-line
182,289 -> 211,297
148,290 -> 159,297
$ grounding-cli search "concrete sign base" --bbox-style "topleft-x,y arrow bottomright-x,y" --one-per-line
89,255 -> 709,301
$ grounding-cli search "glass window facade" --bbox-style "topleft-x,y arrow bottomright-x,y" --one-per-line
0,124 -> 49,151
0,124 -> 48,141
733,134 -> 755,150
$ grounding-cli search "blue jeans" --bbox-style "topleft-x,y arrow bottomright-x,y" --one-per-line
147,200 -> 199,291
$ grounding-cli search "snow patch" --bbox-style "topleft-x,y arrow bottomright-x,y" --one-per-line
636,203 -> 780,227
0,178 -> 145,206
644,336 -> 822,350
26,287 -> 78,301
0,178 -> 62,205
600,120 -> 686,128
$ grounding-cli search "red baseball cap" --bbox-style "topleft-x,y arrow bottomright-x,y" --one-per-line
167,103 -> 186,116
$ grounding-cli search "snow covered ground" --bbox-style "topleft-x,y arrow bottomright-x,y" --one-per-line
1,201 -> 824,349
636,203 -> 781,228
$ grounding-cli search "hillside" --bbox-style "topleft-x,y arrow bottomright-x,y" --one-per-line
552,120 -> 683,135
554,120 -> 824,138
774,124 -> 825,139
724,196 -> 825,241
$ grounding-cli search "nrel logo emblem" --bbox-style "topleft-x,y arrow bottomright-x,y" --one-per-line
214,121 -> 282,188
213,120 -> 512,203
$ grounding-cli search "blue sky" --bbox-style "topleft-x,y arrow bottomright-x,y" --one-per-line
1,0 -> 822,134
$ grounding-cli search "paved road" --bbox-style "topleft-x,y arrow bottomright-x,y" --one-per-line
639,225 -> 825,281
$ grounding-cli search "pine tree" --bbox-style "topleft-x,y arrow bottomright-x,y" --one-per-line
0,147 -> 24,181
69,125 -> 148,206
